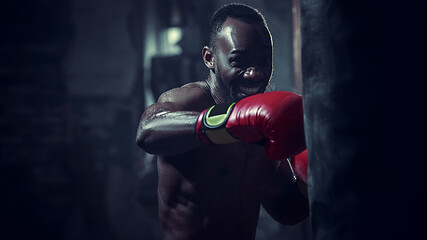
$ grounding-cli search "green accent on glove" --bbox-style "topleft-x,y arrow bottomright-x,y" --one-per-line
202,102 -> 239,144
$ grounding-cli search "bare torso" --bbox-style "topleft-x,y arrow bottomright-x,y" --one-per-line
151,81 -> 278,239
157,143 -> 278,240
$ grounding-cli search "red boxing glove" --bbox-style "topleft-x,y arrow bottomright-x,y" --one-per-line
195,91 -> 306,160
290,149 -> 308,183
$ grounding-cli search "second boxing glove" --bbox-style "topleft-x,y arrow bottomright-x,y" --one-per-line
290,149 -> 308,183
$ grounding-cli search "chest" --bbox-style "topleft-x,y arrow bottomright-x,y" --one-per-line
192,143 -> 278,194
158,143 -> 279,205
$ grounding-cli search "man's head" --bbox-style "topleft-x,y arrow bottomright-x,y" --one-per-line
208,3 -> 269,50
203,4 -> 273,102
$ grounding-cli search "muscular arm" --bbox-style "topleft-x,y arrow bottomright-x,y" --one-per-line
261,160 -> 309,225
136,84 -> 211,155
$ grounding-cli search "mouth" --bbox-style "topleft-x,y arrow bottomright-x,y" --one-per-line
232,79 -> 267,100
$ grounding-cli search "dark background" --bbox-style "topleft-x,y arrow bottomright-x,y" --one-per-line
2,0 -> 426,239
0,0 -> 311,239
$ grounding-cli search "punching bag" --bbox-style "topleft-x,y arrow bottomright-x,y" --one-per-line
301,1 -> 425,240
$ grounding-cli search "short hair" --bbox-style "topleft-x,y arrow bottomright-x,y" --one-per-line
209,3 -> 268,49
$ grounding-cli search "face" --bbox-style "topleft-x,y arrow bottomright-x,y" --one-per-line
208,17 -> 273,102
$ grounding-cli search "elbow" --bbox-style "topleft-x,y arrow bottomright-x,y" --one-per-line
262,197 -> 309,225
266,208 -> 308,225
276,213 -> 309,226
278,201 -> 310,225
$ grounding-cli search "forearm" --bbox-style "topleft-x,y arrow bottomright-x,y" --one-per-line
261,160 -> 309,225
136,110 -> 203,155
262,181 -> 309,225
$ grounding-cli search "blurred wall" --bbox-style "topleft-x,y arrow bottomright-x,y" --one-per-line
1,0 -> 308,240
1,1 -> 74,239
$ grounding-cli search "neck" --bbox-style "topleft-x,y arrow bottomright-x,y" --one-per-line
205,72 -> 233,104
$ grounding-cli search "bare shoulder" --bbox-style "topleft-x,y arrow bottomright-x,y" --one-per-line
157,81 -> 213,111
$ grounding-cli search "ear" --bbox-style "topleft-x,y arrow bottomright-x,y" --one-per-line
202,46 -> 215,70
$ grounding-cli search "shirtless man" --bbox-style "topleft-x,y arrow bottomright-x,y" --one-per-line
136,4 -> 309,240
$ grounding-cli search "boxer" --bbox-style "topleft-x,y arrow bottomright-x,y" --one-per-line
137,4 -> 308,240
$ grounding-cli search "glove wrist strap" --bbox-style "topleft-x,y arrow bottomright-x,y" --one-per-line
196,102 -> 239,144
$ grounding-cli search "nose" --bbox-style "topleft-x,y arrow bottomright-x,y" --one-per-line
243,67 -> 264,81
